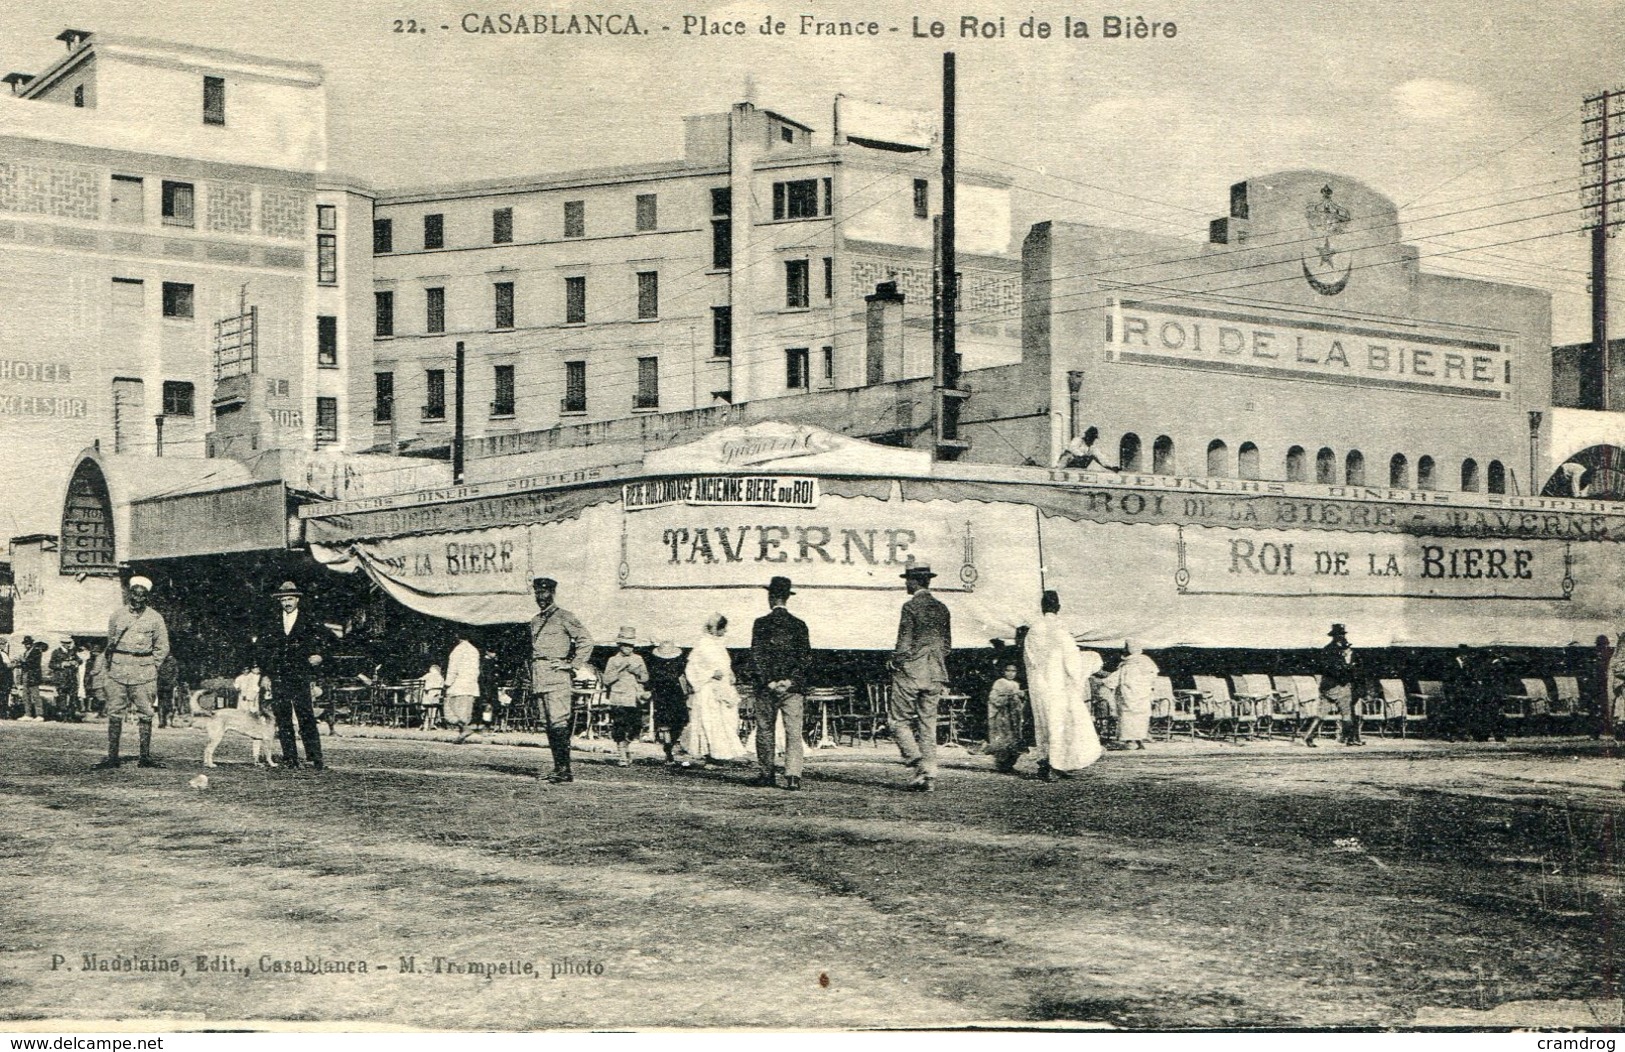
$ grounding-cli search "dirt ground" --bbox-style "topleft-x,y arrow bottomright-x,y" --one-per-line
0,719 -> 1620,1031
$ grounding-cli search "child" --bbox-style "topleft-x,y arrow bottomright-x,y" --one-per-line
986,662 -> 1027,774
602,627 -> 648,767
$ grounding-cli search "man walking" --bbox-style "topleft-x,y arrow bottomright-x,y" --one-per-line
259,581 -> 330,771
888,563 -> 951,792
749,576 -> 810,790
93,576 -> 170,769
1322,623 -> 1365,746
528,576 -> 593,783
445,631 -> 481,743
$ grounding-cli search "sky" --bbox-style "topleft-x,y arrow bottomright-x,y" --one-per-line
3,0 -> 1621,342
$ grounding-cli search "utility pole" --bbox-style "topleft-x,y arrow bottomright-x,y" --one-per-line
934,51 -> 970,460
1582,89 -> 1624,409
453,340 -> 466,484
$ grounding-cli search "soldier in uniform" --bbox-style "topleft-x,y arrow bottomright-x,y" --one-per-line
528,576 -> 593,783
93,576 -> 170,769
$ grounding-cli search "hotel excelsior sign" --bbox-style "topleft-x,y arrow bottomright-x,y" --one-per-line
1108,300 -> 1513,400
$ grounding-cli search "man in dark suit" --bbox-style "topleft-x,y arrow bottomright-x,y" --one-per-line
749,576 -> 810,790
259,580 -> 330,770
888,563 -> 952,792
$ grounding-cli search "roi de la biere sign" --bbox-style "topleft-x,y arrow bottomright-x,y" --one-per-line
1108,300 -> 1513,400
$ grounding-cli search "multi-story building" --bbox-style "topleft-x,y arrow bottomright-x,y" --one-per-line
364,101 -> 1019,455
0,29 -> 360,547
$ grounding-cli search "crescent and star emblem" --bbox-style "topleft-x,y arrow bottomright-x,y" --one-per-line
1302,184 -> 1353,296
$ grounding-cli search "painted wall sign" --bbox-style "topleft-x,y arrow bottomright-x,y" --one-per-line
305,484 -> 611,543
1176,526 -> 1572,601
59,463 -> 118,576
1108,299 -> 1512,399
622,476 -> 819,511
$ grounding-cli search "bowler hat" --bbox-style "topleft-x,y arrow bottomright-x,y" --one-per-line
270,580 -> 304,598
900,562 -> 937,580
1327,623 -> 1348,638
766,575 -> 795,597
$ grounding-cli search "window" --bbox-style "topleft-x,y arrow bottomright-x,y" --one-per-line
202,76 -> 225,125
1286,445 -> 1307,483
711,306 -> 731,358
914,179 -> 929,218
492,364 -> 516,417
786,347 -> 810,391
785,260 -> 810,309
821,346 -> 834,386
1316,447 -> 1337,485
374,372 -> 394,423
162,380 -> 194,417
317,315 -> 338,367
823,256 -> 833,299
772,179 -> 820,220
1238,441 -> 1260,480
161,282 -> 194,319
634,356 -> 659,410
823,177 -> 833,216
423,213 -> 444,250
317,204 -> 336,230
375,290 -> 394,337
1119,433 -> 1142,473
73,84 -> 84,108
161,181 -> 194,227
563,360 -> 587,414
565,276 -> 587,324
111,277 -> 144,312
1153,435 -> 1175,475
373,218 -> 393,254
110,175 -> 143,224
711,187 -> 731,216
1206,439 -> 1229,478
315,397 -> 338,446
426,287 -> 445,333
564,200 -> 585,238
636,271 -> 659,320
1389,453 -> 1409,488
1345,450 -> 1365,486
1461,458 -> 1480,493
492,207 -> 513,244
781,125 -> 794,143
1488,460 -> 1507,494
493,282 -> 514,329
424,369 -> 446,420
711,218 -> 731,269
1417,455 -> 1437,490
310,229 -> 335,286
635,193 -> 657,232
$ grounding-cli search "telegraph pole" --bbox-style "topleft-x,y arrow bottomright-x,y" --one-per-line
934,51 -> 970,459
1582,89 -> 1624,409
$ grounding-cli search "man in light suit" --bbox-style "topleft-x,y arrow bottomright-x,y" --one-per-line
888,563 -> 952,792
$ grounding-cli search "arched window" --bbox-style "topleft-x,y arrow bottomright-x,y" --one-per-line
1461,458 -> 1480,493
1390,453 -> 1409,488
1119,433 -> 1142,473
1207,439 -> 1229,477
1237,441 -> 1260,480
1152,435 -> 1174,475
1345,450 -> 1365,486
1285,445 -> 1306,483
1418,455 -> 1436,490
1488,460 -> 1507,494
1316,447 -> 1337,485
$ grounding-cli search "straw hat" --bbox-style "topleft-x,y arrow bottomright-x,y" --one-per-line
271,580 -> 304,598
616,626 -> 640,645
651,639 -> 683,659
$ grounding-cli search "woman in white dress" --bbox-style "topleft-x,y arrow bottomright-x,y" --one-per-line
1023,590 -> 1104,780
680,613 -> 751,764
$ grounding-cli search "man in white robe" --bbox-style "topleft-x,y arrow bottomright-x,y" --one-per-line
1103,639 -> 1158,749
1023,590 -> 1103,780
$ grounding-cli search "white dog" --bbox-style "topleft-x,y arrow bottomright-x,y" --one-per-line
201,706 -> 278,768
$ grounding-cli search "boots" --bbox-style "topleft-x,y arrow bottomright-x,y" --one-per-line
543,725 -> 573,783
92,718 -> 122,769
137,720 -> 165,768
616,741 -> 632,768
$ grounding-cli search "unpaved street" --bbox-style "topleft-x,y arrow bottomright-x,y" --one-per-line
1,720 -> 1620,1030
